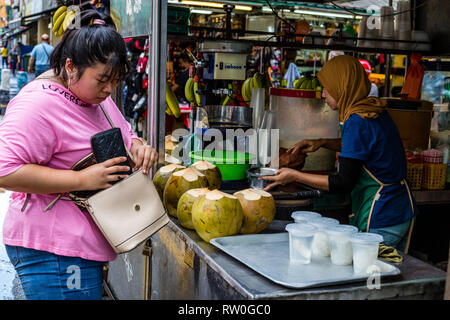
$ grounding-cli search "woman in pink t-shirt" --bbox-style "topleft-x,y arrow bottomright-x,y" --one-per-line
0,10 -> 157,300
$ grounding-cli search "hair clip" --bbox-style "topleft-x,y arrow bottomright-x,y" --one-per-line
93,19 -> 105,25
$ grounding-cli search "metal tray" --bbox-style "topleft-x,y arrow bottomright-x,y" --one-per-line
210,233 -> 401,289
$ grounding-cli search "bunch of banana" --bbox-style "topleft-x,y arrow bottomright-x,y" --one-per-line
166,82 -> 181,118
193,80 -> 203,106
293,76 -> 322,91
52,6 -> 77,37
185,78 -> 195,103
166,103 -> 172,116
241,72 -> 264,102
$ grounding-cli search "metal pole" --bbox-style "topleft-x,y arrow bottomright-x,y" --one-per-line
149,0 -> 168,175
384,54 -> 391,97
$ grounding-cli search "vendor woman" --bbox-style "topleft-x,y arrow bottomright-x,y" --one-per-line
262,55 -> 417,251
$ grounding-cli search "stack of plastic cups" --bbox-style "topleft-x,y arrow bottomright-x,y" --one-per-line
380,6 -> 395,49
364,16 -> 379,48
396,1 -> 412,50
357,16 -> 368,48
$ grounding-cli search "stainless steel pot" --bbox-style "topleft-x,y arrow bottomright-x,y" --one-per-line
247,167 -> 277,190
204,105 -> 253,128
246,167 -> 323,200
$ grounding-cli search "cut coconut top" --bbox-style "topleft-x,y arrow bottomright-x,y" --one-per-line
159,163 -> 185,174
165,135 -> 179,143
234,188 -> 272,201
173,167 -> 205,182
165,153 -> 182,165
187,188 -> 209,197
191,160 -> 216,171
165,140 -> 177,151
205,189 -> 237,201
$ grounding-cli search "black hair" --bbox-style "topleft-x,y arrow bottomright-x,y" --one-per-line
50,9 -> 129,83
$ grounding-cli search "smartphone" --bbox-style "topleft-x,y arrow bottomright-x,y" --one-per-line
90,128 -> 133,184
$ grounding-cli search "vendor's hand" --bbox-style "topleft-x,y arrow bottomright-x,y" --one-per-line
260,168 -> 299,192
78,157 -> 131,190
130,140 -> 158,175
287,139 -> 323,155
276,147 -> 306,169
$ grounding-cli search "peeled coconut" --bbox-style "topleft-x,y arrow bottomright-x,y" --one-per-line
234,188 -> 276,234
165,153 -> 183,165
163,167 -> 208,217
153,164 -> 186,200
177,188 -> 209,230
165,140 -> 177,156
189,160 -> 222,190
191,190 -> 244,243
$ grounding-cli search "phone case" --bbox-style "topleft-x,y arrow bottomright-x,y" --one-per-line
90,128 -> 133,182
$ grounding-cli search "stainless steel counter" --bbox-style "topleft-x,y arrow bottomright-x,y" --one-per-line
148,218 -> 446,300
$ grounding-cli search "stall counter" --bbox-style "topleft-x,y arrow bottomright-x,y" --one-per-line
143,218 -> 446,300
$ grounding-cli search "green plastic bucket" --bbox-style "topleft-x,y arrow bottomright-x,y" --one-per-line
189,150 -> 254,181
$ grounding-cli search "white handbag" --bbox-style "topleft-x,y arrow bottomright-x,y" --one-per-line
85,168 -> 169,253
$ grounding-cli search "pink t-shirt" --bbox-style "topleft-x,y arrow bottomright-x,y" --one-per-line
0,80 -> 140,261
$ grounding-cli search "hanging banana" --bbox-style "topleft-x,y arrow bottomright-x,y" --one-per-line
185,78 -> 195,103
166,82 -> 181,118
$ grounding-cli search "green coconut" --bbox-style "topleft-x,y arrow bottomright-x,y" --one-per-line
177,188 -> 210,230
189,160 -> 222,190
234,188 -> 276,234
153,164 -> 186,200
163,167 -> 208,218
191,190 -> 244,243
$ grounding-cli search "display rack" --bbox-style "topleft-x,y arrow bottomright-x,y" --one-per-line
170,26 -> 431,55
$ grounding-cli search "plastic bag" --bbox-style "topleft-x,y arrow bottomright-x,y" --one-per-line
401,53 -> 425,100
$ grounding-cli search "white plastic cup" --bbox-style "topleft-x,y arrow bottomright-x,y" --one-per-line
285,223 -> 318,264
308,217 -> 340,257
326,225 -> 359,265
291,211 -> 322,224
350,232 -> 384,274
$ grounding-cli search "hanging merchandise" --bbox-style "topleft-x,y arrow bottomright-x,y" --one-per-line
401,53 -> 425,100
132,95 -> 147,116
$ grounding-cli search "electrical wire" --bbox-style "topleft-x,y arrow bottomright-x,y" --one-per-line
264,0 -> 296,32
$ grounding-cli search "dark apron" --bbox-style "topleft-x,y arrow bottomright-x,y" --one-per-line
349,165 -> 416,233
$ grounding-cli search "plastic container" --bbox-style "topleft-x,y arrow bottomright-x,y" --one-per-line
422,163 -> 447,190
422,149 -> 444,164
406,151 -> 424,190
291,211 -> 322,223
285,223 -> 318,264
189,150 -> 254,181
350,232 -> 383,274
308,217 -> 340,257
326,225 -> 359,266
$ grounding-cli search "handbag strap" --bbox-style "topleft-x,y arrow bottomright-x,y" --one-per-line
99,103 -> 135,162
40,104 -> 136,212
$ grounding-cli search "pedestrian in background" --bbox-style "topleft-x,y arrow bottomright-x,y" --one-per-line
8,44 -> 20,77
1,46 -> 8,69
28,34 -> 54,77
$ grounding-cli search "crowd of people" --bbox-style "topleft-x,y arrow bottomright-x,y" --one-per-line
0,34 -> 54,79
